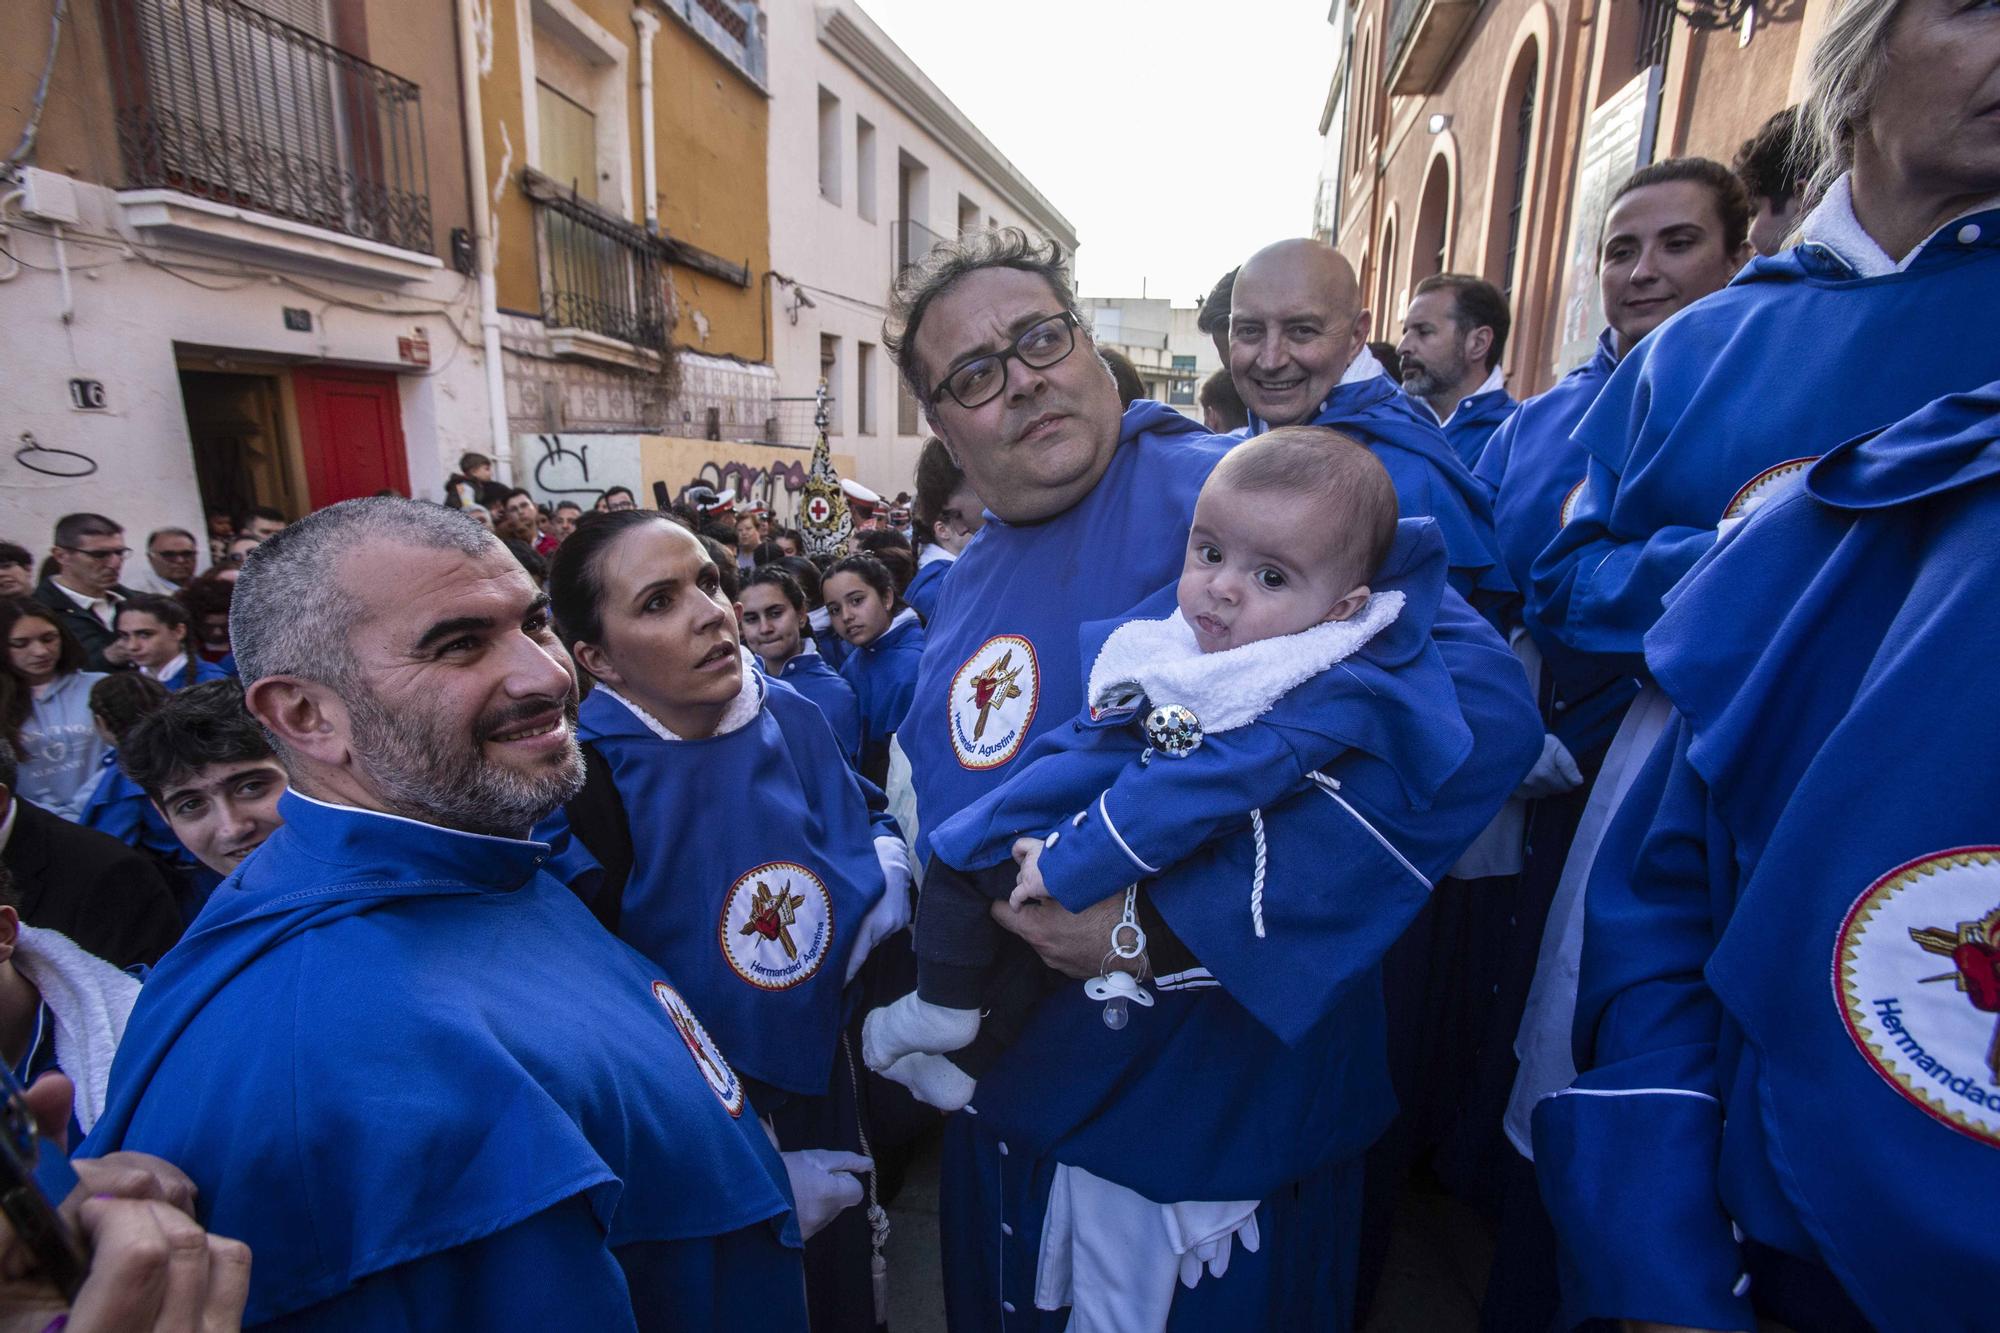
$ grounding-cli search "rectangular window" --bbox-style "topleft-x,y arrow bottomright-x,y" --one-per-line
898,380 -> 920,436
855,118 -> 877,222
820,334 -> 843,434
817,88 -> 842,205
538,82 -> 599,202
957,194 -> 981,236
857,342 -> 877,434
1168,354 -> 1198,405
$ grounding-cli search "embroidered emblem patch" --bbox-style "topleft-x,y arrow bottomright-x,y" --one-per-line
948,635 -> 1040,770
651,980 -> 744,1117
1558,478 -> 1587,529
1721,456 -> 1817,523
1836,846 -> 2000,1148
720,861 -> 833,991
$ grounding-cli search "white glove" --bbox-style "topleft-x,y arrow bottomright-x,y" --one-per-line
781,1149 -> 872,1240
847,836 -> 916,983
1169,1205 -> 1261,1289
1514,733 -> 1584,800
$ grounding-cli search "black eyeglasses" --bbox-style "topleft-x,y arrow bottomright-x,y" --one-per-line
930,311 -> 1080,409
152,548 -> 198,562
59,545 -> 129,561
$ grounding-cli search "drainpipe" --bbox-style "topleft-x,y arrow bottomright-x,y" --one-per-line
634,7 -> 660,231
457,0 -> 514,482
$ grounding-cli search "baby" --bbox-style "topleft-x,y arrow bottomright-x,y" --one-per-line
863,426 -> 1407,1109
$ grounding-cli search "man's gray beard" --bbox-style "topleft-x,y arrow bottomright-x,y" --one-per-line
1402,365 -> 1447,399
345,683 -> 585,839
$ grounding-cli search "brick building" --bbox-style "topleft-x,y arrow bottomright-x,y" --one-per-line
1319,0 -> 1836,395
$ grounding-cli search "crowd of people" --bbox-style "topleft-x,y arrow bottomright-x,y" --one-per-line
0,1 -> 1993,1327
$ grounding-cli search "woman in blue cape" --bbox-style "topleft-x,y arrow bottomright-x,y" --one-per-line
1537,383 -> 2000,1333
825,553 -> 926,786
906,437 -> 987,624
541,511 -> 913,1333
1516,0 -> 2000,1178
738,565 -> 862,767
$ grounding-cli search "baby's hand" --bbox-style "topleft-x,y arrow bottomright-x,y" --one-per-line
1009,837 -> 1050,908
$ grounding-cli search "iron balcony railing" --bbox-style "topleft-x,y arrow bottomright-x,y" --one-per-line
895,217 -> 948,272
102,0 -> 433,254
529,181 -> 671,355
1636,0 -> 1677,69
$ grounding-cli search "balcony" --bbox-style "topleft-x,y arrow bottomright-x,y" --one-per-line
1384,0 -> 1486,97
102,0 -> 433,259
895,217 -> 948,272
524,169 -> 671,366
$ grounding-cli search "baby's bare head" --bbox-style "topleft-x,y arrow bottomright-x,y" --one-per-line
1208,427 -> 1398,590
1179,428 -> 1399,652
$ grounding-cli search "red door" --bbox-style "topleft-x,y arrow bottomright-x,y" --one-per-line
293,368 -> 412,508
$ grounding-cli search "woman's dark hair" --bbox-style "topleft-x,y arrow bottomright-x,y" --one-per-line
823,554 -> 900,611
699,537 -> 740,602
0,542 -> 30,572
1609,156 -> 1753,256
547,510 -> 680,649
175,572 -> 235,622
750,541 -> 789,568
913,438 -> 963,528
852,534 -> 916,596
89,671 -> 172,743
117,593 -> 199,679
0,598 -> 87,758
742,565 -> 808,614
776,555 -> 824,609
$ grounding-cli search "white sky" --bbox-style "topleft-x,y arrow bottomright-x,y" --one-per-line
851,0 -> 1341,307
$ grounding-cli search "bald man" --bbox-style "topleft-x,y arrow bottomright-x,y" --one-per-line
1228,240 -> 1513,627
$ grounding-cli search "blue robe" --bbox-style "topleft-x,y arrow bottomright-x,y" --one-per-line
79,753 -> 186,864
931,520 -> 1474,925
1427,384 -> 1518,472
1251,373 -> 1514,627
83,791 -> 804,1331
907,417 -> 1540,1323
1534,384 -> 2000,1332
775,651 -> 862,768
1474,329 -> 1635,756
905,551 -> 953,623
903,401 -> 1228,861
542,675 -> 892,1100
160,658 -> 230,691
839,615 -> 925,778
1530,205 -> 2000,673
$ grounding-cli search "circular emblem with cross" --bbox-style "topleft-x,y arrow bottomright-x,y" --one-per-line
1837,845 -> 2000,1149
719,861 -> 834,991
948,635 -> 1041,771
651,980 -> 744,1116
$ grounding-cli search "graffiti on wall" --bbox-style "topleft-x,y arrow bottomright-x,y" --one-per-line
517,434 -> 643,509
678,458 -> 810,516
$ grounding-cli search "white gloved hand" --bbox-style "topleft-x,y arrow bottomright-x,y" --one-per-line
1174,1212 -> 1260,1289
1514,733 -> 1584,800
847,836 -> 916,983
781,1149 -> 872,1240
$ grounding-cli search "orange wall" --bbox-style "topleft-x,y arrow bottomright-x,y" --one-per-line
483,0 -> 770,362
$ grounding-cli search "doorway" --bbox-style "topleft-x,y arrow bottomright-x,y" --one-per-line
177,367 -> 305,529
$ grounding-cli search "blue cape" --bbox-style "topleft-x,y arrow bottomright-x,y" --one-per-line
904,554 -> 951,623
839,616 -> 924,773
775,651 -> 861,767
1474,328 -> 1637,753
902,401 -> 1231,859
1534,384 -> 2000,1330
930,519 -> 1474,894
548,676 -> 891,1097
1253,372 -> 1514,626
1430,383 -> 1518,471
1530,205 -> 2000,669
84,792 -> 798,1325
960,525 -> 1540,1201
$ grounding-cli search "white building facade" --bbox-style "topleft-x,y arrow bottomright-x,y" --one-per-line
764,0 -> 1078,499
1081,296 -> 1223,423
0,0 -> 493,552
